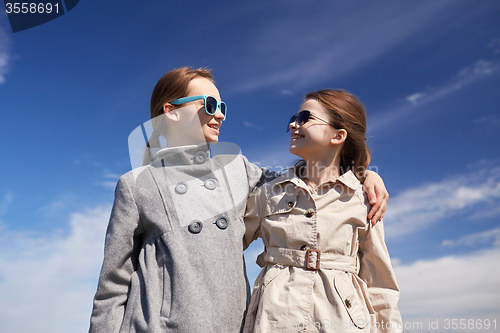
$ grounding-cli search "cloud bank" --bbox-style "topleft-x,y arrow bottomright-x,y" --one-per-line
0,205 -> 110,333
384,165 -> 500,239
370,57 -> 500,133
228,0 -> 476,94
394,246 -> 500,329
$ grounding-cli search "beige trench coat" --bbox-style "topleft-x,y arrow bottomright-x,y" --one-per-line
243,170 -> 402,333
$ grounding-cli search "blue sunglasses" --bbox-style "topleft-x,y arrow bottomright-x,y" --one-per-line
170,95 -> 227,120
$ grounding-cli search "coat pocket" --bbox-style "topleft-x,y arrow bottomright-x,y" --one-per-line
264,186 -> 297,217
334,272 -> 370,329
243,264 -> 286,333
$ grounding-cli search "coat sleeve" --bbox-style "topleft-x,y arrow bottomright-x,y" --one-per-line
243,183 -> 266,250
89,176 -> 143,333
240,155 -> 264,190
358,217 -> 402,332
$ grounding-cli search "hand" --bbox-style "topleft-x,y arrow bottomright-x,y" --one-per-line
363,170 -> 389,225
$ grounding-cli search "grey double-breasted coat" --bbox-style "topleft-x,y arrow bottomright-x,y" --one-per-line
89,144 -> 264,333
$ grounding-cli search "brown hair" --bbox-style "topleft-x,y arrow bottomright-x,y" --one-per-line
150,67 -> 214,120
295,89 -> 370,182
143,67 -> 214,164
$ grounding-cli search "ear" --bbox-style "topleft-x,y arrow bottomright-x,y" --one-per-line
163,103 -> 179,121
331,129 -> 347,145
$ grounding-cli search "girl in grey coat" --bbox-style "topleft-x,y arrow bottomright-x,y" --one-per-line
89,68 -> 389,333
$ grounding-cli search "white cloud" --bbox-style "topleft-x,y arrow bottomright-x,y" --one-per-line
442,227 -> 500,248
384,166 -> 500,239
98,181 -> 118,190
243,121 -> 263,131
395,247 -> 500,325
36,193 -> 77,216
0,205 -> 110,333
488,37 -> 500,54
0,191 -> 13,215
103,172 -> 121,179
99,172 -> 120,190
0,19 -> 11,84
370,58 -> 500,133
406,92 -> 425,105
475,114 -> 500,126
228,0 -> 473,94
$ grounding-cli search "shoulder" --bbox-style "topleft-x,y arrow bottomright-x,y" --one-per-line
113,165 -> 157,195
336,171 -> 371,218
254,168 -> 296,195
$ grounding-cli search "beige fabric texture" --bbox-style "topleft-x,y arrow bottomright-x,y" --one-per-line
243,170 -> 402,333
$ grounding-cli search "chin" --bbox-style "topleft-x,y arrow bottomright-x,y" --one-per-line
206,137 -> 219,144
289,147 -> 304,159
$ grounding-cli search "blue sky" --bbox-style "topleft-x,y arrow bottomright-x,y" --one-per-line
1,0 -> 500,332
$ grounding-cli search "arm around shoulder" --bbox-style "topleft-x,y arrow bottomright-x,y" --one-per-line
363,170 -> 389,225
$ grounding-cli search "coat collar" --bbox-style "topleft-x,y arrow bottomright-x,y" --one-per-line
275,169 -> 361,191
152,144 -> 211,166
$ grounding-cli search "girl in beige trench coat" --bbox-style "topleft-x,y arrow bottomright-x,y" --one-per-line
89,69 -> 390,333
244,89 -> 402,333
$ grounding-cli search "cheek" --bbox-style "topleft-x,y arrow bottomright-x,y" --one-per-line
197,111 -> 212,125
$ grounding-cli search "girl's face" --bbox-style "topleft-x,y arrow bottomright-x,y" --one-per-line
166,77 -> 225,145
289,98 -> 337,160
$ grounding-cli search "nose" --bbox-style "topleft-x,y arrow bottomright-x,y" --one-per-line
288,120 -> 298,132
213,107 -> 225,122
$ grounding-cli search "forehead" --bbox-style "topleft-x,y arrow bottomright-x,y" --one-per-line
186,77 -> 220,99
298,98 -> 327,117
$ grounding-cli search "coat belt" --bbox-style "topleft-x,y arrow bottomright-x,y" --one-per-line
263,247 -> 358,274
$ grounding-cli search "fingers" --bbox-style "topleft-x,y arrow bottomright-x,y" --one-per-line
369,190 -> 389,225
368,199 -> 381,225
366,184 -> 377,206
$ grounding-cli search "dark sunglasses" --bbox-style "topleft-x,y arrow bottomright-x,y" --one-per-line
287,110 -> 336,132
170,95 -> 227,121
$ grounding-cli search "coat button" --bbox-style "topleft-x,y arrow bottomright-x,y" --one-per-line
194,151 -> 207,164
204,179 -> 218,190
287,201 -> 294,208
175,181 -> 188,194
345,299 -> 352,309
165,153 -> 181,164
305,208 -> 315,218
215,216 -> 229,229
188,220 -> 203,233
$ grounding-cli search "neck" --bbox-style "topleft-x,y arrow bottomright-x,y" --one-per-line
165,132 -> 207,148
302,151 -> 342,188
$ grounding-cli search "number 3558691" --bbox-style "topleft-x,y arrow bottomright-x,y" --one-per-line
5,3 -> 60,14
444,319 -> 497,330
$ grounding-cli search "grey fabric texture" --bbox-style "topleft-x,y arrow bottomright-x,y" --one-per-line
89,144 -> 263,333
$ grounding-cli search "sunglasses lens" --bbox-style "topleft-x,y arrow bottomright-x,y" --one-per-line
296,111 -> 311,125
287,111 -> 311,132
205,96 -> 217,115
220,102 -> 227,118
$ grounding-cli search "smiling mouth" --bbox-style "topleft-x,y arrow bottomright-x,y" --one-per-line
291,134 -> 304,140
208,124 -> 220,130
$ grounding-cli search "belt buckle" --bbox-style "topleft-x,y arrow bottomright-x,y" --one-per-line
305,248 -> 321,271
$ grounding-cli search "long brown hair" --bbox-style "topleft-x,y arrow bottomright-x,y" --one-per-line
295,89 -> 370,182
144,67 -> 214,164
